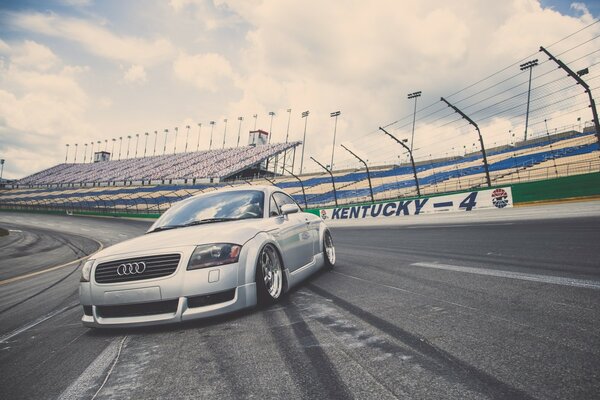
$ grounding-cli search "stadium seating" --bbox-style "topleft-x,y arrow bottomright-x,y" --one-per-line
1,131 -> 598,211
16,142 -> 300,186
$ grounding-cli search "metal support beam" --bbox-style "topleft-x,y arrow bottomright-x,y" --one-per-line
379,127 -> 422,196
310,157 -> 338,207
440,97 -> 491,187
284,167 -> 307,209
540,46 -> 600,147
340,144 -> 374,203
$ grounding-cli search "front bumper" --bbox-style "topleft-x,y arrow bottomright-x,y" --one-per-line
81,283 -> 257,328
80,243 -> 260,328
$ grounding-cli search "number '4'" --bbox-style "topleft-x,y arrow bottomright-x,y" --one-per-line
459,192 -> 478,211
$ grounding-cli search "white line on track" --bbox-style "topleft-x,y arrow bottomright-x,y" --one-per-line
0,238 -> 104,286
411,262 -> 600,290
58,336 -> 128,400
0,303 -> 77,343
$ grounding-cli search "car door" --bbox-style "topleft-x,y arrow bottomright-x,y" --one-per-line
270,192 -> 315,272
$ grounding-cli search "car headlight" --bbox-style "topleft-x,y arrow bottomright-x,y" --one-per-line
187,243 -> 241,270
80,259 -> 95,282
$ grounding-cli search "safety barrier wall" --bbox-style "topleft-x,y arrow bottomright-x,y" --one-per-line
510,172 -> 600,203
304,172 -> 600,217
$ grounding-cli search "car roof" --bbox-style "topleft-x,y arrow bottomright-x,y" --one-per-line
195,184 -> 281,198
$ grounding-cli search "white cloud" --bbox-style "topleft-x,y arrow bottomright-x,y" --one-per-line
570,2 -> 591,15
10,40 -> 59,71
123,64 -> 147,84
2,0 -> 600,178
11,12 -> 175,66
173,52 -> 238,91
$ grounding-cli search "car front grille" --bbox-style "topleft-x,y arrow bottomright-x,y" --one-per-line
96,299 -> 179,318
94,254 -> 181,284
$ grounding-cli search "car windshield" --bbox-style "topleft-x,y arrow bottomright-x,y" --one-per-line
149,190 -> 264,232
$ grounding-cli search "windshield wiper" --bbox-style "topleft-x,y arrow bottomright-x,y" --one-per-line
147,225 -> 179,233
148,218 -> 239,233
181,218 -> 238,227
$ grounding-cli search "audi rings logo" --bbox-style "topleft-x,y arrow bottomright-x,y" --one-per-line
116,262 -> 147,276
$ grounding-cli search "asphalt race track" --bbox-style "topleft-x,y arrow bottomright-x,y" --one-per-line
0,203 -> 599,400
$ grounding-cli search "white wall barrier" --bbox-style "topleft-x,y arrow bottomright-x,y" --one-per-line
319,187 -> 513,220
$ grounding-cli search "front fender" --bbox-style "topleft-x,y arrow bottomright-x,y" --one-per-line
238,232 -> 289,292
318,221 -> 331,253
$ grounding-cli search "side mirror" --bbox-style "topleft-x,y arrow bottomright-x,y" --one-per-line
280,203 -> 299,215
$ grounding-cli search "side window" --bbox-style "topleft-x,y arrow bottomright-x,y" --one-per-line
269,195 -> 280,217
273,192 -> 299,209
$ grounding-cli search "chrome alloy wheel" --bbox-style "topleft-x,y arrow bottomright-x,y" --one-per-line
259,245 -> 282,299
324,232 -> 335,265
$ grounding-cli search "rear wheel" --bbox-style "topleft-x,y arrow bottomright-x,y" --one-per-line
323,230 -> 335,268
256,244 -> 283,305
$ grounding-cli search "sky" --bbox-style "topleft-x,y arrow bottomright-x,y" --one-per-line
0,0 -> 599,180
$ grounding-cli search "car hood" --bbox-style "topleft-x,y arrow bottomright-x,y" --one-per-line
94,218 -> 273,259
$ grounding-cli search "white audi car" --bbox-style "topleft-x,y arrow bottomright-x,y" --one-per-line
79,185 -> 335,328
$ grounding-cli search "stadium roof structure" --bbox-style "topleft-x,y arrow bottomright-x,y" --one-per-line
17,142 -> 300,187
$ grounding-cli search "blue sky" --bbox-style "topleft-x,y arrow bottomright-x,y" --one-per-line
0,1 -> 599,179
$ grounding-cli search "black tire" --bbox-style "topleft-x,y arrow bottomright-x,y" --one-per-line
323,230 -> 335,269
256,244 -> 284,305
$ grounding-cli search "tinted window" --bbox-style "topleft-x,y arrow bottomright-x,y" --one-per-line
269,195 -> 280,217
273,192 -> 298,209
151,190 -> 264,229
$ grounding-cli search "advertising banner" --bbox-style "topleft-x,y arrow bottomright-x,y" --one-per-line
319,187 -> 512,220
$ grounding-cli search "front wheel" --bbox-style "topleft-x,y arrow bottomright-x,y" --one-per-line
323,230 -> 335,268
256,244 -> 283,305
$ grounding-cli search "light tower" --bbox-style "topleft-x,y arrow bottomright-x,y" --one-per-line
299,111 -> 309,174
407,91 -> 421,152
329,111 -> 341,170
520,59 -> 538,141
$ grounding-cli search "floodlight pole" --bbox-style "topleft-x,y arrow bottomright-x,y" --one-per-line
65,144 -> 69,163
126,135 -> 132,159
440,97 -> 491,187
330,111 -> 341,171
282,108 -> 292,174
311,156 -> 338,207
135,134 -> 139,157
74,143 -> 78,163
379,127 -> 422,196
222,119 -> 228,149
300,111 -> 309,174
196,123 -> 202,151
540,46 -> 600,146
153,131 -> 157,156
144,132 -> 149,157
209,121 -> 215,150
268,111 -> 275,144
0,159 -> 4,180
237,117 -> 243,148
163,129 -> 168,155
185,125 -> 190,152
174,127 -> 178,154
283,167 -> 307,209
408,91 -> 421,152
520,59 -> 538,141
340,144 -> 374,202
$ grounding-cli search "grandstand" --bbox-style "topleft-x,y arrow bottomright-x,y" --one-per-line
0,129 -> 598,212
16,142 -> 300,187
